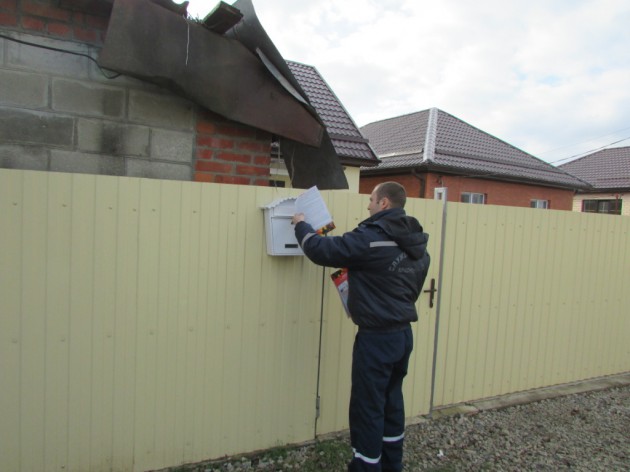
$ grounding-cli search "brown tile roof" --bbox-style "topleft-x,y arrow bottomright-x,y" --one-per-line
360,108 -> 589,190
360,110 -> 430,159
287,61 -> 378,166
559,147 -> 630,192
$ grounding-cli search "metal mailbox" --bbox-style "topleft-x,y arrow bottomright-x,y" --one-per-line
261,197 -> 304,256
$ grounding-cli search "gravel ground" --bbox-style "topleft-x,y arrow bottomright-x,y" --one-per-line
171,383 -> 630,472
403,384 -> 630,471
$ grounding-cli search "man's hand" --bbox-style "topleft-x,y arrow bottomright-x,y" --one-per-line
292,213 -> 305,225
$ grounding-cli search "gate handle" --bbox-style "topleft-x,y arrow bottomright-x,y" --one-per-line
423,278 -> 437,308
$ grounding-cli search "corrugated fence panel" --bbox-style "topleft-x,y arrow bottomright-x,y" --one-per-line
112,176 -> 141,472
66,174 -> 91,472
0,170 -> 25,472
2,169 -> 629,472
121,181 -> 325,471
433,202 -> 630,408
314,190 -> 364,436
401,197 -> 444,418
315,192 -> 444,435
0,170 -> 324,472
18,171 -> 51,472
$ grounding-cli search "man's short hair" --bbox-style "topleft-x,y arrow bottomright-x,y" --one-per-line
376,182 -> 407,208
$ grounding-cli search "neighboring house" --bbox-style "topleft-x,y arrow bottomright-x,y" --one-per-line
559,146 -> 630,216
0,0 -> 376,191
359,108 -> 589,209
274,61 -> 378,190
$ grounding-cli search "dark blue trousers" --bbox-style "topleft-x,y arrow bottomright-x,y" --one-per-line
348,325 -> 414,472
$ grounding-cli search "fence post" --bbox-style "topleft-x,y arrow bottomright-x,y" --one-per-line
428,188 -> 448,416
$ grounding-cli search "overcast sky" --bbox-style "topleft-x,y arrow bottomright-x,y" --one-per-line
183,0 -> 630,165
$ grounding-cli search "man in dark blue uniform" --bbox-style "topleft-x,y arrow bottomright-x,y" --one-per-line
292,182 -> 430,472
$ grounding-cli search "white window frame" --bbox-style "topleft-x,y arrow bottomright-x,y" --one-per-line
434,187 -> 448,201
531,199 -> 549,209
461,192 -> 485,204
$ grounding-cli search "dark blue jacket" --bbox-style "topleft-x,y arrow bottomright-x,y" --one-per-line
294,208 -> 430,330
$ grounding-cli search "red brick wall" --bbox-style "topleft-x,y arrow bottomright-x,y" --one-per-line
425,173 -> 574,210
0,0 -> 109,45
194,110 -> 272,186
360,171 -> 575,210
359,174 -> 424,197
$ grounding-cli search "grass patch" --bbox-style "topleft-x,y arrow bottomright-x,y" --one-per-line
165,437 -> 351,471
301,439 -> 352,472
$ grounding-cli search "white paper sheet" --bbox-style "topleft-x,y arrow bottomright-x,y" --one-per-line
295,186 -> 335,233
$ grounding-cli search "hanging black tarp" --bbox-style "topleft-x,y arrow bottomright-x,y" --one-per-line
98,0 -> 348,189
224,0 -> 348,189
98,0 -> 322,147
279,134 -> 350,190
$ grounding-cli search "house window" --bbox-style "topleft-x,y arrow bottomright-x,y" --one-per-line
531,199 -> 549,209
582,199 -> 622,215
461,192 -> 485,204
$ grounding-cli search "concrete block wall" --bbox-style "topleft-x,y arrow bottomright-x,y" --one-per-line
0,0 -> 273,185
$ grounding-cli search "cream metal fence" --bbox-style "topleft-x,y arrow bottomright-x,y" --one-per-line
434,202 -> 630,407
1,171 -> 323,472
1,169 -> 628,472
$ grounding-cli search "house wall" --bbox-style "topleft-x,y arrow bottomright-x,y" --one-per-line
343,165 -> 361,192
268,161 -> 361,192
359,173 -> 425,197
0,0 -> 272,185
572,192 -> 630,216
360,172 -> 575,210
425,173 -> 574,210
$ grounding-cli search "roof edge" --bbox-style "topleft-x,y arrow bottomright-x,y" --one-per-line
575,187 -> 630,194
361,163 -> 592,190
422,107 -> 438,163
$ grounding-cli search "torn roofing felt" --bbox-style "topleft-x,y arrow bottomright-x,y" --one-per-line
97,0 -> 348,189
224,0 -> 348,190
